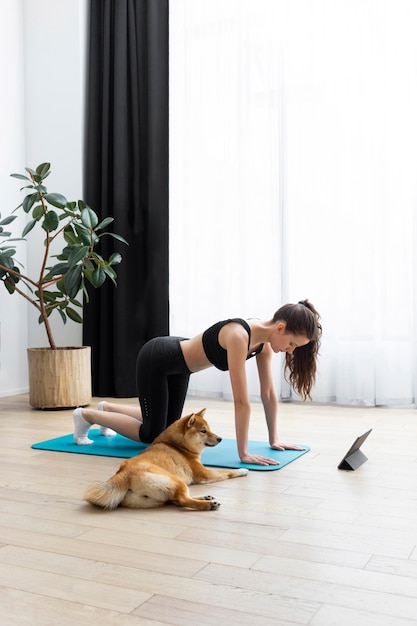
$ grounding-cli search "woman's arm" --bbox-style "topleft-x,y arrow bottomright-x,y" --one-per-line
223,325 -> 279,465
256,345 -> 306,452
255,344 -> 279,444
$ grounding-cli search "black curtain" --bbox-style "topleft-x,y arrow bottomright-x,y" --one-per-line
83,0 -> 169,397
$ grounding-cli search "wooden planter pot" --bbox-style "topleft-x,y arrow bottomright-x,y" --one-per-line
27,346 -> 92,409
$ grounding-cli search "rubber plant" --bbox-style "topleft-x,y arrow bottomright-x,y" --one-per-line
0,162 -> 128,349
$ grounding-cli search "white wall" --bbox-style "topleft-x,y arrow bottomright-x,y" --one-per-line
0,0 -> 88,397
0,0 -> 27,396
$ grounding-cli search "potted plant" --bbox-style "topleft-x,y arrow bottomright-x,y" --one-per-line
0,162 -> 128,408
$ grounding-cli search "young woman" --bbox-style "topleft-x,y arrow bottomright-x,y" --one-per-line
73,299 -> 322,466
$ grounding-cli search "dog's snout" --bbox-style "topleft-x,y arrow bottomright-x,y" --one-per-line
217,437 -> 222,443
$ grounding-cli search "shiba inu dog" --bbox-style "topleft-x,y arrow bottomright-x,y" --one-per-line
83,409 -> 248,511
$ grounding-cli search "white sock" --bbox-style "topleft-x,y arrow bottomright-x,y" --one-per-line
73,407 -> 93,445
97,401 -> 117,437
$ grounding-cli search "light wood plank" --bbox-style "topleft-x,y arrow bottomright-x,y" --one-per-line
2,393 -> 417,625
0,588 -> 165,626
195,562 -> 417,622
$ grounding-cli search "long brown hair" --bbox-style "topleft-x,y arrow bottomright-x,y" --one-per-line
272,300 -> 322,400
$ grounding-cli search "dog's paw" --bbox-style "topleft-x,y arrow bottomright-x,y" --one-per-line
200,495 -> 221,510
236,468 -> 249,476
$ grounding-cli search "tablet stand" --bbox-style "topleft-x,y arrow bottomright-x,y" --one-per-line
337,429 -> 372,471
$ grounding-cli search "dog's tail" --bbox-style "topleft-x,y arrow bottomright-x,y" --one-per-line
83,468 -> 130,510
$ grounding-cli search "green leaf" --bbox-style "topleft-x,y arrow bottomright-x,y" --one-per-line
80,207 -> 98,229
109,252 -> 122,265
103,266 -> 117,285
1,238 -> 23,245
91,252 -> 103,264
73,223 -> 92,246
57,309 -> 67,324
54,253 -> 67,262
4,279 -> 16,294
89,266 -> 106,288
67,245 -> 90,266
45,261 -> 69,278
66,307 -> 83,323
42,210 -> 59,232
82,283 -> 90,303
32,204 -> 44,220
22,219 -> 37,237
34,184 -> 47,193
22,193 -> 39,214
63,226 -> 80,245
11,272 -> 21,285
36,162 -> 51,177
0,215 -> 17,226
0,248 -> 16,260
8,266 -> 21,279
106,232 -> 129,245
83,259 -> 95,271
42,290 -> 62,303
56,278 -> 67,293
10,173 -> 32,181
44,193 -> 67,208
96,216 -> 114,230
60,244 -> 77,260
64,265 -> 83,298
0,254 -> 15,269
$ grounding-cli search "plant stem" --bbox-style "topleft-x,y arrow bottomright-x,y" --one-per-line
0,265 -> 38,289
32,178 -> 56,349
43,313 -> 56,349
1,268 -> 57,349
1,277 -> 41,311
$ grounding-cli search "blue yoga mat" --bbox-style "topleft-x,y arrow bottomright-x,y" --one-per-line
31,430 -> 310,471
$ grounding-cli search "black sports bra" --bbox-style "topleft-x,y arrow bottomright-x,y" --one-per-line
202,318 -> 264,371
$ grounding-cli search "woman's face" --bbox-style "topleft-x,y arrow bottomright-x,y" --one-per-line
271,323 -> 310,354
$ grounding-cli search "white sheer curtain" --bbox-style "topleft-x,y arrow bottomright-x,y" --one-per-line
169,0 -> 417,407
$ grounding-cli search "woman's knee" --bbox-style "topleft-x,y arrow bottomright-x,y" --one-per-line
139,422 -> 161,444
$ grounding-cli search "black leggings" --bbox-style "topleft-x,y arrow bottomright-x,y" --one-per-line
136,336 -> 191,443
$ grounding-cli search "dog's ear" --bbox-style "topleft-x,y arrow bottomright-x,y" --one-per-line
186,414 -> 196,428
196,408 -> 206,417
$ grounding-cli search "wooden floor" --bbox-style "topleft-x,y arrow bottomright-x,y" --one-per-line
1,394 -> 417,625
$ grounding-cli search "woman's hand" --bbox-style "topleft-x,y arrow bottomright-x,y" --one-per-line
270,441 -> 306,451
239,452 -> 280,466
